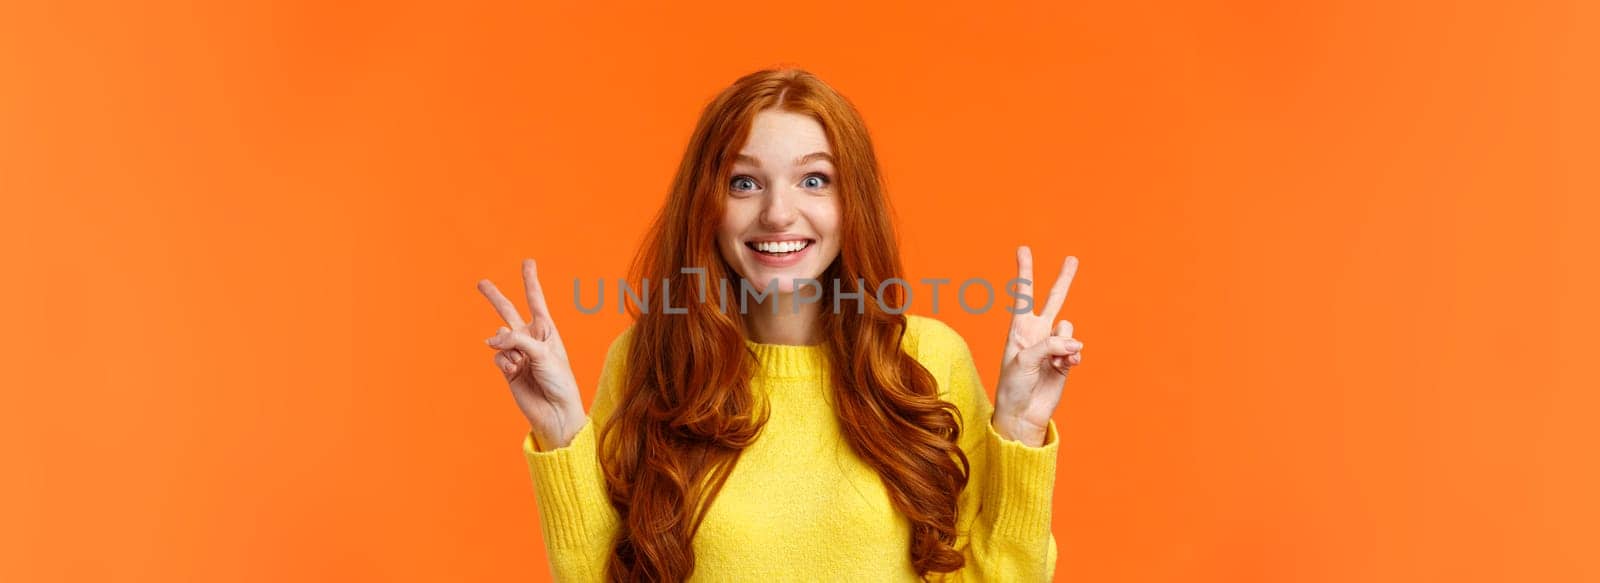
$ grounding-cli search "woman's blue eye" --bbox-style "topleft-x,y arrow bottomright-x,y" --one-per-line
730,176 -> 758,191
802,174 -> 830,189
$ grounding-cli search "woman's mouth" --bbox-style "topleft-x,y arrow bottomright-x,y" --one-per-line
744,238 -> 815,267
745,239 -> 813,256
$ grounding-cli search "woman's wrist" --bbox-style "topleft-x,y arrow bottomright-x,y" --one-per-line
530,408 -> 589,451
991,414 -> 1048,447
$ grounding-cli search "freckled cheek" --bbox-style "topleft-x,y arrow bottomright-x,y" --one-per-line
717,210 -> 751,249
722,236 -> 748,262
806,204 -> 842,244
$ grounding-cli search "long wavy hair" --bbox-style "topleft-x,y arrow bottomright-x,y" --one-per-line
597,68 -> 971,581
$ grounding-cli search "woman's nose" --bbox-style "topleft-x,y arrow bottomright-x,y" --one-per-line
759,189 -> 799,227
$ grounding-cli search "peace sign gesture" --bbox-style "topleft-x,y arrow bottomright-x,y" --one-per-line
992,247 -> 1084,447
477,259 -> 587,450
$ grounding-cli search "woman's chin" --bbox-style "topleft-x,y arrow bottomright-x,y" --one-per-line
741,267 -> 821,295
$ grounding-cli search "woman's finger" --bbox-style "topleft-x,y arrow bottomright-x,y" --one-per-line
1017,335 -> 1075,366
494,351 -> 517,375
487,326 -> 551,362
484,326 -> 516,351
1053,319 -> 1074,340
1039,256 -> 1079,322
1013,245 -> 1035,315
1049,321 -> 1083,353
523,259 -> 552,320
477,279 -> 527,329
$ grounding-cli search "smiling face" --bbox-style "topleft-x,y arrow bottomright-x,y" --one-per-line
716,109 -> 843,295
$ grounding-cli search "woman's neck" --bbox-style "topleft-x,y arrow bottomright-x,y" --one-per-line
741,285 -> 824,345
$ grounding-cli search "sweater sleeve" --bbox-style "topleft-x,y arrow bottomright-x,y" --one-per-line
521,327 -> 632,582
922,318 -> 1060,582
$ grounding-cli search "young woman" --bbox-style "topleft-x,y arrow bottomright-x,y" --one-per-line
476,68 -> 1084,582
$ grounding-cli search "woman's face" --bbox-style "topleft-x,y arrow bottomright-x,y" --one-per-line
716,110 -> 842,295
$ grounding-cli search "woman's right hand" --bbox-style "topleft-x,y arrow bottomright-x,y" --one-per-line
477,258 -> 587,450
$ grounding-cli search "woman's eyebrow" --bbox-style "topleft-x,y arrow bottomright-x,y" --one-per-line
735,152 -> 835,167
795,152 -> 834,166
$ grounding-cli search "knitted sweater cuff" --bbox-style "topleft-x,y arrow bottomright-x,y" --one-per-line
523,420 -> 616,549
982,418 -> 1060,539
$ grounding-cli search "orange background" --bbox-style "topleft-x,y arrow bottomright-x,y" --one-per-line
3,1 -> 1597,581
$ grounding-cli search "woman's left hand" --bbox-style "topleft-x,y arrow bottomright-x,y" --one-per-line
992,246 -> 1083,447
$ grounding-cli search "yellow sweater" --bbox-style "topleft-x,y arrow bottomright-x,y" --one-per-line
522,315 -> 1059,581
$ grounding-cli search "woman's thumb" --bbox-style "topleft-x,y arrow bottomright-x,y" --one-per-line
487,327 -> 550,362
1017,336 -> 1074,367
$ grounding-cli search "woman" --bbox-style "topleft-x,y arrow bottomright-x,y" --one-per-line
476,68 -> 1084,582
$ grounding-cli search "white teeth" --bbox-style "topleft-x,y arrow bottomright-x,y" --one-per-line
753,240 -> 809,253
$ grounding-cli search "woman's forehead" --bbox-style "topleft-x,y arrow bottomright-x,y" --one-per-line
736,112 -> 833,165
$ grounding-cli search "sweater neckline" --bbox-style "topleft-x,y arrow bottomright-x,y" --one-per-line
743,338 -> 830,379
